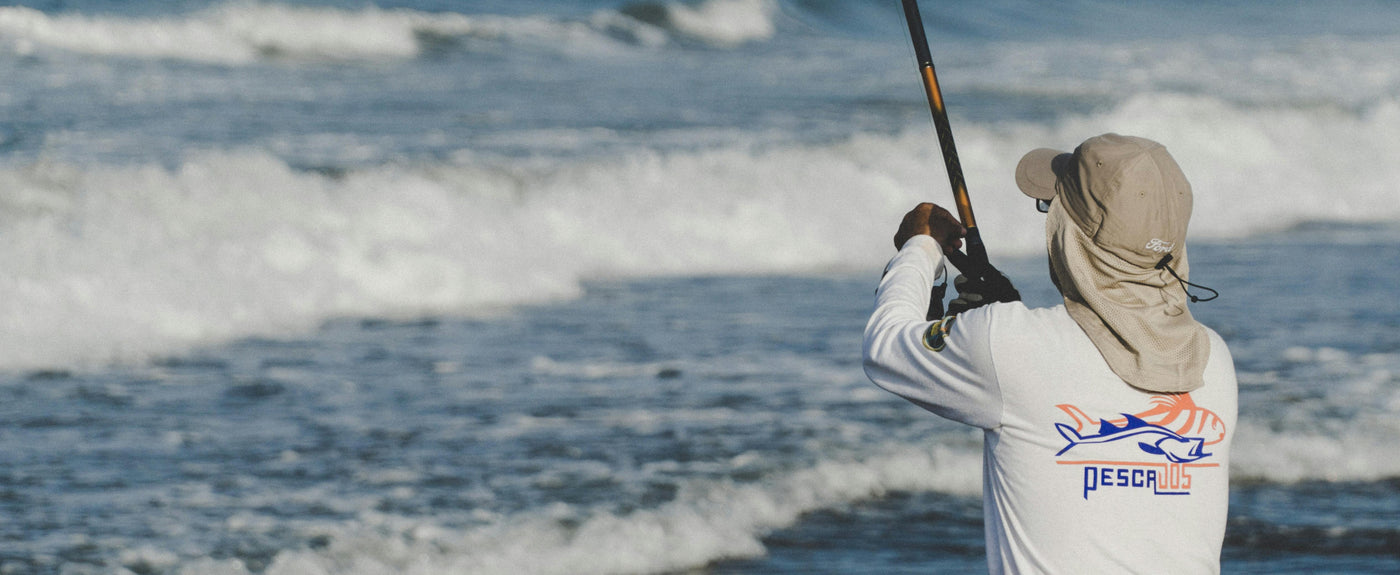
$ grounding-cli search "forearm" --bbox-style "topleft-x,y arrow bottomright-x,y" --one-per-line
862,235 -> 1001,428
863,235 -> 946,410
869,235 -> 945,329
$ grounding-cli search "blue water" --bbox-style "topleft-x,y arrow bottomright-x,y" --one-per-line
1,1 -> 1399,573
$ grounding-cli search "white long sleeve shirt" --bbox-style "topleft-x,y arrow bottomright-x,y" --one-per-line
863,235 -> 1238,574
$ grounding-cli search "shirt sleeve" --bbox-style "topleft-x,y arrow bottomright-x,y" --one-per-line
861,235 -> 1003,429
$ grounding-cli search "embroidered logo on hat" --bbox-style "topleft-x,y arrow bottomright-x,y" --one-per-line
1145,239 -> 1176,254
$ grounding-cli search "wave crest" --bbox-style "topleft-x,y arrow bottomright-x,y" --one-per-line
172,445 -> 980,575
3,85 -> 1400,371
0,0 -> 779,64
0,3 -> 475,63
617,0 -> 779,47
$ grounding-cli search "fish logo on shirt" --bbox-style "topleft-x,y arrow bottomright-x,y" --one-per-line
1054,394 -> 1228,453
1052,394 -> 1227,499
1055,414 -> 1210,463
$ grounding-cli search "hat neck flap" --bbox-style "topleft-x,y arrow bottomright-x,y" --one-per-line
1046,203 -> 1210,393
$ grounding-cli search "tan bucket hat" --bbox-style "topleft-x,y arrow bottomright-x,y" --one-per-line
1015,133 -> 1209,393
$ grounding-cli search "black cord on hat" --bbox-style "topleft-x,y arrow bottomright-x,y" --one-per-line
1155,254 -> 1219,303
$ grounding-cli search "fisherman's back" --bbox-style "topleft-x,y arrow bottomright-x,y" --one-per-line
863,132 -> 1238,573
974,301 -> 1236,574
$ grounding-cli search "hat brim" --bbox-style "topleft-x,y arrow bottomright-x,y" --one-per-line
1015,148 -> 1073,201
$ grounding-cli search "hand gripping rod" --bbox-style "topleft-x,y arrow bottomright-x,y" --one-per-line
899,0 -> 987,276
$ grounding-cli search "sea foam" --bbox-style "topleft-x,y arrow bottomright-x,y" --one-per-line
169,444 -> 980,575
0,0 -> 777,64
1232,348 -> 1400,483
615,0 -> 778,47
0,3 -> 477,63
1,88 -> 1398,371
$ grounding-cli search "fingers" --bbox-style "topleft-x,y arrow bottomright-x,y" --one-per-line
893,203 -> 966,252
903,203 -> 934,228
893,203 -> 933,249
923,203 -> 965,252
929,204 -> 966,250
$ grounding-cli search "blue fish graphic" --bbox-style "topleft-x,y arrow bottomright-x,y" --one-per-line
1055,414 -> 1211,463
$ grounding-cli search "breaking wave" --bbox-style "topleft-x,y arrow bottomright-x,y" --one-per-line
1,87 -> 1398,371
612,0 -> 778,47
0,0 -> 781,64
165,445 -> 980,575
1232,347 -> 1400,483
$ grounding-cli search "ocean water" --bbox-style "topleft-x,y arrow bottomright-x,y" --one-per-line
1,0 -> 1398,573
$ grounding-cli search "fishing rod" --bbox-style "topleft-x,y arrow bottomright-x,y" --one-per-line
900,0 -> 982,273
899,0 -> 1017,318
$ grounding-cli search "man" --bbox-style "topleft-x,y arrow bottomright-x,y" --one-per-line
863,134 -> 1237,573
